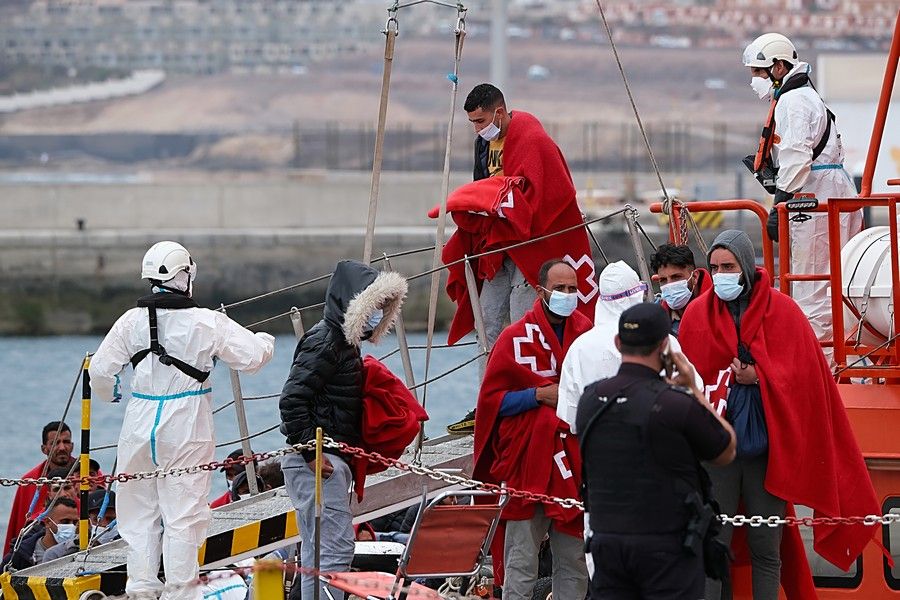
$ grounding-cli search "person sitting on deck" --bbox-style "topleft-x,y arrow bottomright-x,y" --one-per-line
473,259 -> 592,600
210,449 -> 258,509
3,421 -> 76,555
44,467 -> 80,505
42,489 -> 119,563
1,497 -> 78,570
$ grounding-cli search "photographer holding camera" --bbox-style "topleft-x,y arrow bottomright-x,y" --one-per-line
576,303 -> 735,599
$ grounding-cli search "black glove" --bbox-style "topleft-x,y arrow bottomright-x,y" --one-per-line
766,190 -> 794,242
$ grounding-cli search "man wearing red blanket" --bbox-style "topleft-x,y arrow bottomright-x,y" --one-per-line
463,83 -> 596,344
4,421 -> 76,555
443,84 -> 597,434
679,230 -> 880,600
474,260 -> 592,600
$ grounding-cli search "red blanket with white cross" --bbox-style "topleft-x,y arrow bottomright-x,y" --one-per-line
473,298 -> 591,533
428,111 -> 597,345
473,299 -> 591,585
679,267 -> 883,598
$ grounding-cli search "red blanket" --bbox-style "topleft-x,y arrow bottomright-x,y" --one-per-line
3,461 -> 47,554
352,356 -> 429,501
679,268 -> 881,595
430,111 -> 598,345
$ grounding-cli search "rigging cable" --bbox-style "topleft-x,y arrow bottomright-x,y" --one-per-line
419,5 -> 467,459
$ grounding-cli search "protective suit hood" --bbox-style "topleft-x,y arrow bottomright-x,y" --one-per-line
325,260 -> 408,347
774,61 -> 811,99
595,261 -> 645,326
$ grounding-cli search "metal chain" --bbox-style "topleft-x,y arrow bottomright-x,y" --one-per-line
325,439 -> 584,511
720,513 -> 900,528
9,436 -> 896,529
0,442 -> 315,488
325,439 -> 900,527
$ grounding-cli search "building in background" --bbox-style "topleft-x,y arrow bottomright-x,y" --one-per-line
0,0 -> 386,75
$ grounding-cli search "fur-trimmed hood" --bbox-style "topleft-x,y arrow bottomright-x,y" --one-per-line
323,260 -> 408,347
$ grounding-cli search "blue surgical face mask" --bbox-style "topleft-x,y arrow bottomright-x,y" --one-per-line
545,290 -> 578,318
660,278 -> 693,310
52,522 -> 77,544
367,308 -> 384,331
713,272 -> 743,302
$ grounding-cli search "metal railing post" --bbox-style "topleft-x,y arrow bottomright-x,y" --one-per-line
624,208 -> 653,300
290,306 -> 305,340
220,304 -> 260,496
383,255 -> 419,400
464,257 -> 490,355
228,368 -> 260,496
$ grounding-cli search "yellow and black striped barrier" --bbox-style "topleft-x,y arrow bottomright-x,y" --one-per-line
198,507 -> 299,566
0,572 -> 103,600
658,210 -> 724,229
1,506 -> 299,598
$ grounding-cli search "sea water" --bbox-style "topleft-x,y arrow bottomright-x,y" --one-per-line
0,333 -> 479,543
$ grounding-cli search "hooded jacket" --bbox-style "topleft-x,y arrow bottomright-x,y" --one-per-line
279,260 -> 407,457
557,261 -> 700,432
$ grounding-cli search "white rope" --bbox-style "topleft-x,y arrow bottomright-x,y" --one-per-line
419,9 -> 467,457
362,14 -> 399,264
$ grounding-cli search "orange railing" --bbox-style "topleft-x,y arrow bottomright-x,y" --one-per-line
827,196 -> 900,381
860,8 -> 900,198
649,9 -> 900,380
649,199 -> 775,276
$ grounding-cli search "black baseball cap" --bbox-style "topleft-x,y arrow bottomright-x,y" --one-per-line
618,303 -> 671,346
87,489 -> 115,512
220,449 -> 256,472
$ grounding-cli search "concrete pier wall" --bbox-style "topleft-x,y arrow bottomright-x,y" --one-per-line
0,169 -> 756,334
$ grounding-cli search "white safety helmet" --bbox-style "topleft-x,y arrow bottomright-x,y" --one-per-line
742,33 -> 798,68
141,241 -> 194,282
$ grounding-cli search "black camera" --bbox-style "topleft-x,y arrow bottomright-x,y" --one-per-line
743,154 -> 778,195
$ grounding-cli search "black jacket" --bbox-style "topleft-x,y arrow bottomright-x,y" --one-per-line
1,524 -> 44,570
473,136 -> 490,181
279,260 -> 408,461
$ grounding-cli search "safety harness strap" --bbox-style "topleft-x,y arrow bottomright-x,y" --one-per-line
130,293 -> 211,384
754,72 -> 834,171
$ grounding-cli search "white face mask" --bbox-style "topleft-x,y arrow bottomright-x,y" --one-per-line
713,272 -> 744,302
750,76 -> 773,100
52,522 -> 77,544
477,111 -> 501,141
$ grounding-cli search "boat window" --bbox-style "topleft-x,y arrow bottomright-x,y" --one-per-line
795,505 -> 862,588
885,498 -> 900,590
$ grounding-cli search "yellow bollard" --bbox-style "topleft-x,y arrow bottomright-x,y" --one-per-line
252,559 -> 285,600
314,427 -> 323,600
79,354 -> 92,551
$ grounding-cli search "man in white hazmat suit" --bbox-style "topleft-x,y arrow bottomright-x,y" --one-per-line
557,261 -> 701,433
89,241 -> 275,600
557,261 -> 702,578
743,33 -> 863,347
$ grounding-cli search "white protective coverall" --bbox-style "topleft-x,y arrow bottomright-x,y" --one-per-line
557,261 -> 701,432
773,62 -> 863,344
90,305 -> 274,600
